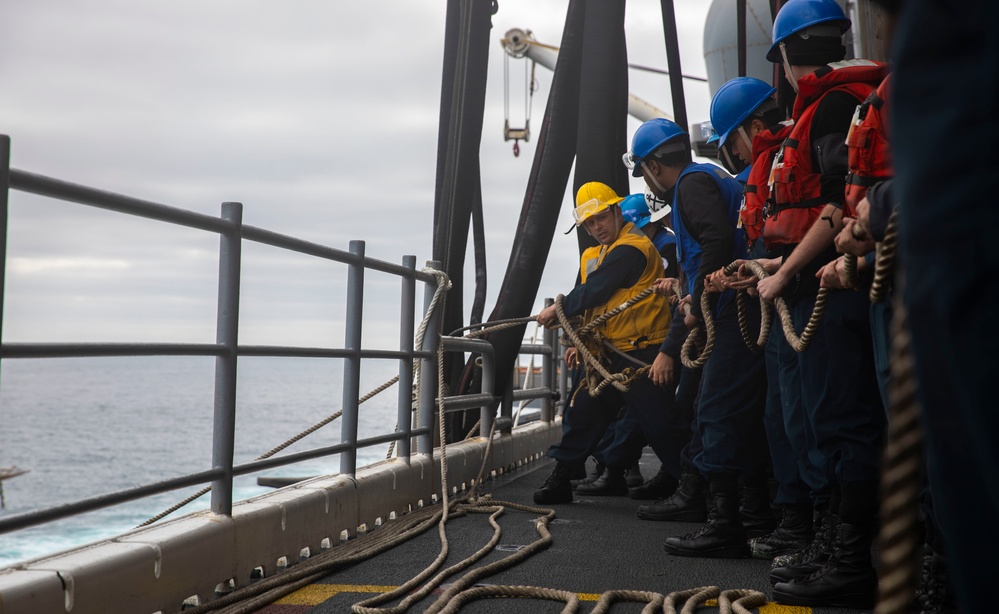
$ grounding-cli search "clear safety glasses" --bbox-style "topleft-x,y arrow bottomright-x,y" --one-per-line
700,122 -> 719,142
621,151 -> 638,171
572,197 -> 609,225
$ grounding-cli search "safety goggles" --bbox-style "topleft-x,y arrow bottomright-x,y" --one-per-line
621,151 -> 639,171
572,197 -> 610,226
701,122 -> 719,143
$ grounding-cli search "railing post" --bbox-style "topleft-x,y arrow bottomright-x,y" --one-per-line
396,255 -> 417,462
0,136 -> 10,380
479,351 -> 495,438
417,260 -> 442,454
501,377 -> 513,424
541,297 -> 555,423
559,333 -> 569,418
340,240 -> 365,476
211,202 -> 242,516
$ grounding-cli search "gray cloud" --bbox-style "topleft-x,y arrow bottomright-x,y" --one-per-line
1,0 -> 712,346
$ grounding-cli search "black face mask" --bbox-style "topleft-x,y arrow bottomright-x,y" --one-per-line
783,34 -> 847,66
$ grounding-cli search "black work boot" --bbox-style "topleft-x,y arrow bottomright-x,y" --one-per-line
637,469 -> 707,521
533,462 -> 574,504
750,505 -> 813,559
769,508 -> 838,584
629,466 -> 679,500
663,475 -> 749,558
740,482 -> 778,538
915,544 -> 956,614
772,522 -> 877,609
625,460 -> 645,488
570,461 -> 604,490
575,465 -> 629,496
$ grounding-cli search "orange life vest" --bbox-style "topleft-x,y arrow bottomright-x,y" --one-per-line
844,74 -> 892,217
743,121 -> 794,247
766,60 -> 890,246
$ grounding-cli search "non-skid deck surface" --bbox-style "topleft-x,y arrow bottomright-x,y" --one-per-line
254,453 -> 867,614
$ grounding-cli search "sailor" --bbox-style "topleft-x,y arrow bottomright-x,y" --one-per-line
532,182 -> 689,505
750,0 -> 888,607
821,3 -> 955,610
624,118 -> 773,558
629,185 -> 711,523
618,192 -> 679,279
707,76 -> 816,561
892,1 -> 999,611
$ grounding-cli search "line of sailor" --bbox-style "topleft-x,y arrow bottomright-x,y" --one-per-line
532,0 -> 952,611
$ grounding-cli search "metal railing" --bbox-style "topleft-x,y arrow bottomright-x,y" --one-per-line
0,134 -> 562,538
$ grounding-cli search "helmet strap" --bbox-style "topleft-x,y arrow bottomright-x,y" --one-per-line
780,42 -> 799,92
641,161 -> 668,196
738,126 -> 754,155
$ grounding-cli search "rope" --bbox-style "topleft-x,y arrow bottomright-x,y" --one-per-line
591,590 -> 665,614
874,273 -> 922,614
869,209 -> 898,304
576,286 -> 655,337
737,260 -> 827,353
664,586 -> 720,614
718,589 -> 768,614
680,291 -> 715,369
553,294 -> 630,396
725,262 -> 772,352
678,256 -> 858,359
449,316 -> 537,339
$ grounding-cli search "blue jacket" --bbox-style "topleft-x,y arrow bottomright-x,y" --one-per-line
671,162 -> 746,314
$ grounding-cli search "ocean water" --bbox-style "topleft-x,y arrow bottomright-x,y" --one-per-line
0,355 -> 405,569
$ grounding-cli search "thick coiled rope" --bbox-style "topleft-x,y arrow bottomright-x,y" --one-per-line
553,294 -> 631,396
738,260 -> 828,353
682,259 -> 825,364
664,586 -> 719,614
869,209 -> 898,304
841,209 -> 898,302
679,290 -> 715,369
724,262 -> 772,352
874,272 -> 922,614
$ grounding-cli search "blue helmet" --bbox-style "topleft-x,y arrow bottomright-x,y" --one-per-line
624,118 -> 688,177
619,193 -> 651,229
767,0 -> 850,62
709,77 -> 776,147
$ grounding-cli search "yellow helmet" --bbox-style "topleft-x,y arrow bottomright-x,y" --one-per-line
573,182 -> 624,226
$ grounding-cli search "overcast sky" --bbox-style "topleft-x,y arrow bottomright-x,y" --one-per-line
1,0 -> 721,350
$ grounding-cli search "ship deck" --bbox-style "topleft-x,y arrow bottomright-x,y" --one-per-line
254,452 -> 867,614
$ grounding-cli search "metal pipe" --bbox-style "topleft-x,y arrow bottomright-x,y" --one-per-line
417,260 -> 443,454
397,255 -> 417,461
8,168 -> 230,234
501,29 -> 671,122
0,136 -> 10,381
541,297 -> 555,422
210,202 -> 242,516
339,240 -> 365,476
479,343 -> 494,438
0,468 -> 223,534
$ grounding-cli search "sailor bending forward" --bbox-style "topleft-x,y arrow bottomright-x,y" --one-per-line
533,181 -> 689,505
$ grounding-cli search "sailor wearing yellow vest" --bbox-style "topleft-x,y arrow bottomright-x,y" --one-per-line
533,182 -> 689,506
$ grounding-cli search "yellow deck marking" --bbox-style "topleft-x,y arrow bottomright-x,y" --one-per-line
275,584 -> 397,605
759,603 -> 811,614
275,583 -> 810,612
